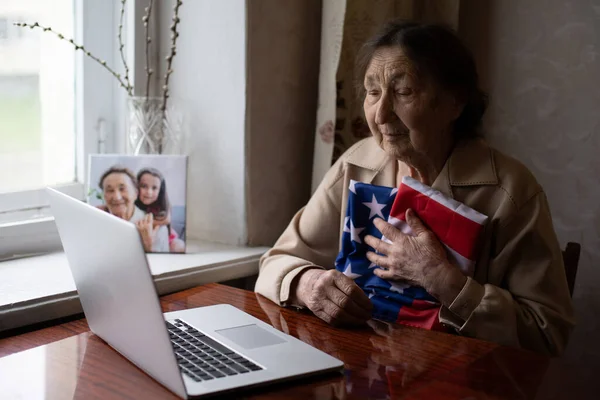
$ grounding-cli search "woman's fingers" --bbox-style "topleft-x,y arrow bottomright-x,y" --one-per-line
405,208 -> 427,236
372,218 -> 402,242
364,234 -> 393,255
372,267 -> 396,280
326,285 -> 371,321
317,299 -> 367,327
304,270 -> 373,326
365,251 -> 393,269
332,271 -> 373,312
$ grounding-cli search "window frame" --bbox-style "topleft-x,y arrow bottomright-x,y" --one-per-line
0,0 -> 124,260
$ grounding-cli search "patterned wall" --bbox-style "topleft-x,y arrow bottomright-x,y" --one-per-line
461,0 -> 600,396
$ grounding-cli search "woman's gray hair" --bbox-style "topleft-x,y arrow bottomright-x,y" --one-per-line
98,166 -> 138,190
355,20 -> 488,139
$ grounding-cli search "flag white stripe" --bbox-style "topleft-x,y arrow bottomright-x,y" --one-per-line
401,176 -> 488,225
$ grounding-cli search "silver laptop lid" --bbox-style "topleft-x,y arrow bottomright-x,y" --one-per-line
47,188 -> 187,399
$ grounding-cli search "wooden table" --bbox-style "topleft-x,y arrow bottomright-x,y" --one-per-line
0,283 -> 552,399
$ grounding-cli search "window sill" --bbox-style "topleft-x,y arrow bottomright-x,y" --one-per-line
0,241 -> 268,333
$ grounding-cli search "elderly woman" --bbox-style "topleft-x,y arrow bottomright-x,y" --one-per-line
98,166 -> 169,253
255,21 -> 574,356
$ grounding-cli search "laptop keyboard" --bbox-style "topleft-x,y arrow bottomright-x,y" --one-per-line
166,319 -> 263,382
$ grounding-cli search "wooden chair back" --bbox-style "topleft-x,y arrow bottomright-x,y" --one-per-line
562,242 -> 581,297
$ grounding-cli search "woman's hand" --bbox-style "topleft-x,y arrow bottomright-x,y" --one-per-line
364,209 -> 466,302
293,269 -> 373,327
136,213 -> 160,252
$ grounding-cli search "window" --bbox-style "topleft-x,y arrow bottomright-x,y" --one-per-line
0,0 -> 119,260
1,1 -> 75,195
0,17 -> 7,40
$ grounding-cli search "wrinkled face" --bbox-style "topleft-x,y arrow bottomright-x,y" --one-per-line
102,172 -> 137,219
363,46 -> 462,161
138,173 -> 161,205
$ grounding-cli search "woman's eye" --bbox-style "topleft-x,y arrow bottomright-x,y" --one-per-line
367,90 -> 380,96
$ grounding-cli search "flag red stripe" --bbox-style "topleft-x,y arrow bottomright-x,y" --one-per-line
396,304 -> 444,331
390,184 -> 484,260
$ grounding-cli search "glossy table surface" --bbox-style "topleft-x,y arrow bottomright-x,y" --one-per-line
0,283 -> 553,399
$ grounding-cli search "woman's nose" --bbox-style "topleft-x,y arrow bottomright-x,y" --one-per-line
375,91 -> 395,125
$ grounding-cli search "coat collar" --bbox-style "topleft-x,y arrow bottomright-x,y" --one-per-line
445,138 -> 498,186
345,137 -> 498,193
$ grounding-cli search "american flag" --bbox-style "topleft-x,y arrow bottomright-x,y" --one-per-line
335,177 -> 488,330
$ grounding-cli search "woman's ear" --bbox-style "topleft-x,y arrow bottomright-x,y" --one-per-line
448,92 -> 466,121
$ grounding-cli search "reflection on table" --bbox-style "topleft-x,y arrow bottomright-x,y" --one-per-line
0,283 -> 551,399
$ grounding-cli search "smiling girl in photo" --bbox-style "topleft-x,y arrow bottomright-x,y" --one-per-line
135,168 -> 185,253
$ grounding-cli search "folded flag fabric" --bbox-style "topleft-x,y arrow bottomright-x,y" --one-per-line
389,176 -> 489,277
335,177 -> 488,330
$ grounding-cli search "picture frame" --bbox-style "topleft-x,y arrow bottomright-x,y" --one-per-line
88,154 -> 188,253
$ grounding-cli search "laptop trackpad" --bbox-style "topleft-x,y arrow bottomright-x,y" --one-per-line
216,324 -> 286,350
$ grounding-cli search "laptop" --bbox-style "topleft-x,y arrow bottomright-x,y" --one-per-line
47,188 -> 344,399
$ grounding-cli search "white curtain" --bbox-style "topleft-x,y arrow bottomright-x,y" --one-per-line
311,0 -> 347,193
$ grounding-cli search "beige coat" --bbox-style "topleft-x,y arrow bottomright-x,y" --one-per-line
255,137 -> 575,356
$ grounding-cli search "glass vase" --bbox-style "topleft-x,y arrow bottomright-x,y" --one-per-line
126,96 -> 185,155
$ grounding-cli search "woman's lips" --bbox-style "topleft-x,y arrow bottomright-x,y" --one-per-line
381,129 -> 406,135
381,131 -> 406,140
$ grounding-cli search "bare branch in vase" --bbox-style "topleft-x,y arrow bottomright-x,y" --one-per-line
161,0 -> 183,114
14,22 -> 133,96
118,0 -> 133,94
144,0 -> 155,98
159,0 -> 183,154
